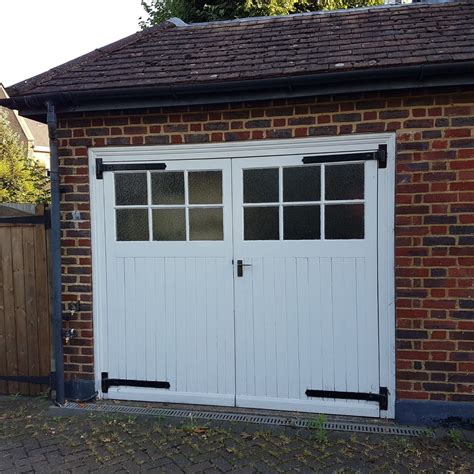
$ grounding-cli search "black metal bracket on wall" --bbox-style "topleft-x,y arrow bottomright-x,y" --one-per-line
302,144 -> 387,169
95,158 -> 167,179
101,372 -> 170,393
305,387 -> 388,411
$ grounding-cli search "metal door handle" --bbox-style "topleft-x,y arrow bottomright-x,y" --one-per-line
237,259 -> 252,277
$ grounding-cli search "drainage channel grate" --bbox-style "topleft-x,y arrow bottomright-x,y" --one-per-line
61,402 -> 423,436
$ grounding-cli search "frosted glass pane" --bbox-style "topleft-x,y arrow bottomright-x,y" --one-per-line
283,166 -> 320,202
243,168 -> 279,203
151,172 -> 185,205
116,209 -> 149,241
189,208 -> 223,241
115,173 -> 147,205
244,206 -> 279,240
189,171 -> 222,204
325,164 -> 364,201
284,205 -> 320,240
152,209 -> 186,241
325,204 -> 364,239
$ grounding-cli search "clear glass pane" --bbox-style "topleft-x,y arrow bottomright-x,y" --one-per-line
283,166 -> 320,202
189,171 -> 222,205
152,209 -> 186,241
116,209 -> 149,241
115,173 -> 147,205
151,172 -> 185,205
325,204 -> 364,239
243,168 -> 279,203
244,206 -> 279,240
325,163 -> 364,201
189,208 -> 223,241
284,205 -> 320,240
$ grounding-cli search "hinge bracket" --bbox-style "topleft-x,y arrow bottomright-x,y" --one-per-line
306,386 -> 389,410
101,372 -> 170,393
95,159 -> 166,179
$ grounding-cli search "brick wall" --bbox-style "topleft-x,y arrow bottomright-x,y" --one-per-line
57,86 -> 474,402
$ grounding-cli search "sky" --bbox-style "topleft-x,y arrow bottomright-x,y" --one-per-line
0,0 -> 145,87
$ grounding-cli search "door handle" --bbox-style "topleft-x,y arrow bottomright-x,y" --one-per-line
236,259 -> 252,277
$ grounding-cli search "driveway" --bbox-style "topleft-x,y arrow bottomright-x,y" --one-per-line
0,397 -> 472,472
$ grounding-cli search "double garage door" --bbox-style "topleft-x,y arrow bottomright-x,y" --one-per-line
92,137 -> 394,418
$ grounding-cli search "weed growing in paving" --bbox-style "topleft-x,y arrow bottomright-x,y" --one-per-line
309,414 -> 328,444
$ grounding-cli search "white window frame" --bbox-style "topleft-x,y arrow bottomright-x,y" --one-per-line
89,133 -> 396,418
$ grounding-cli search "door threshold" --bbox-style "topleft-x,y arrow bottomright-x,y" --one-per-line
52,400 -> 423,436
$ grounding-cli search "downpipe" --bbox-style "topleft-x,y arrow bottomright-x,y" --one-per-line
47,101 -> 65,406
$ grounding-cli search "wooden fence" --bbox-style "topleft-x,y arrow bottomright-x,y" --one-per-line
0,206 -> 51,395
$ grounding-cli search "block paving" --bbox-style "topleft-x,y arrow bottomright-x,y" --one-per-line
0,397 -> 473,472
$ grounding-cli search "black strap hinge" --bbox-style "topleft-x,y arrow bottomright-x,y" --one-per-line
95,159 -> 166,179
302,144 -> 388,169
306,387 -> 388,411
101,372 -> 170,393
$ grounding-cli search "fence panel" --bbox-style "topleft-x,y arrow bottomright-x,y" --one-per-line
0,210 -> 51,395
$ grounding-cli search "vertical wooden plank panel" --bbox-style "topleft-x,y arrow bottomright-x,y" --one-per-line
134,258 -> 147,381
205,258 -> 218,394
23,226 -> 40,395
252,257 -> 265,397
331,258 -> 348,392
243,257 -> 255,397
124,258 -> 137,379
308,258 -> 323,393
216,258 -> 227,394
11,227 -> 28,394
284,258 -> 299,400
195,258 -> 206,394
154,258 -> 166,382
222,258 -> 235,396
143,258 -> 156,381
0,227 -> 8,394
185,257 -> 197,392
1,227 -> 19,394
35,224 -> 51,393
320,258 -> 334,392
294,258 -> 312,399
263,258 -> 277,398
274,258 -> 288,399
175,258 -> 187,392
165,258 -> 177,390
343,258 -> 359,393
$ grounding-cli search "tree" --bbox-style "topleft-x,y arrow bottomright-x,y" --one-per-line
140,0 -> 383,26
0,110 -> 50,204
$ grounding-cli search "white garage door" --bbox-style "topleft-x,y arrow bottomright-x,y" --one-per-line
92,138 -> 393,417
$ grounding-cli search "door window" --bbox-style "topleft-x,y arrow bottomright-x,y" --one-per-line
242,163 -> 365,241
114,170 -> 224,241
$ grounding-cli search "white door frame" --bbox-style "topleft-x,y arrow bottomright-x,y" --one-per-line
89,133 -> 396,418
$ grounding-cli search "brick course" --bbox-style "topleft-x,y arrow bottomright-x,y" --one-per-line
57,86 -> 474,403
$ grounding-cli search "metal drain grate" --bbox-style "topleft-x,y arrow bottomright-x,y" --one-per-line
61,401 -> 423,436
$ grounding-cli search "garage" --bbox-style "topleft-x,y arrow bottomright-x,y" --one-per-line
90,135 -> 395,418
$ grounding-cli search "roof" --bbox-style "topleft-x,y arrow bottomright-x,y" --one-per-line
3,0 -> 474,112
23,117 -> 50,147
0,84 -> 49,149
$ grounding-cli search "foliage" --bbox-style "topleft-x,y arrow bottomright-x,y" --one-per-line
308,414 -> 328,444
140,0 -> 383,26
0,110 -> 50,204
447,429 -> 463,449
